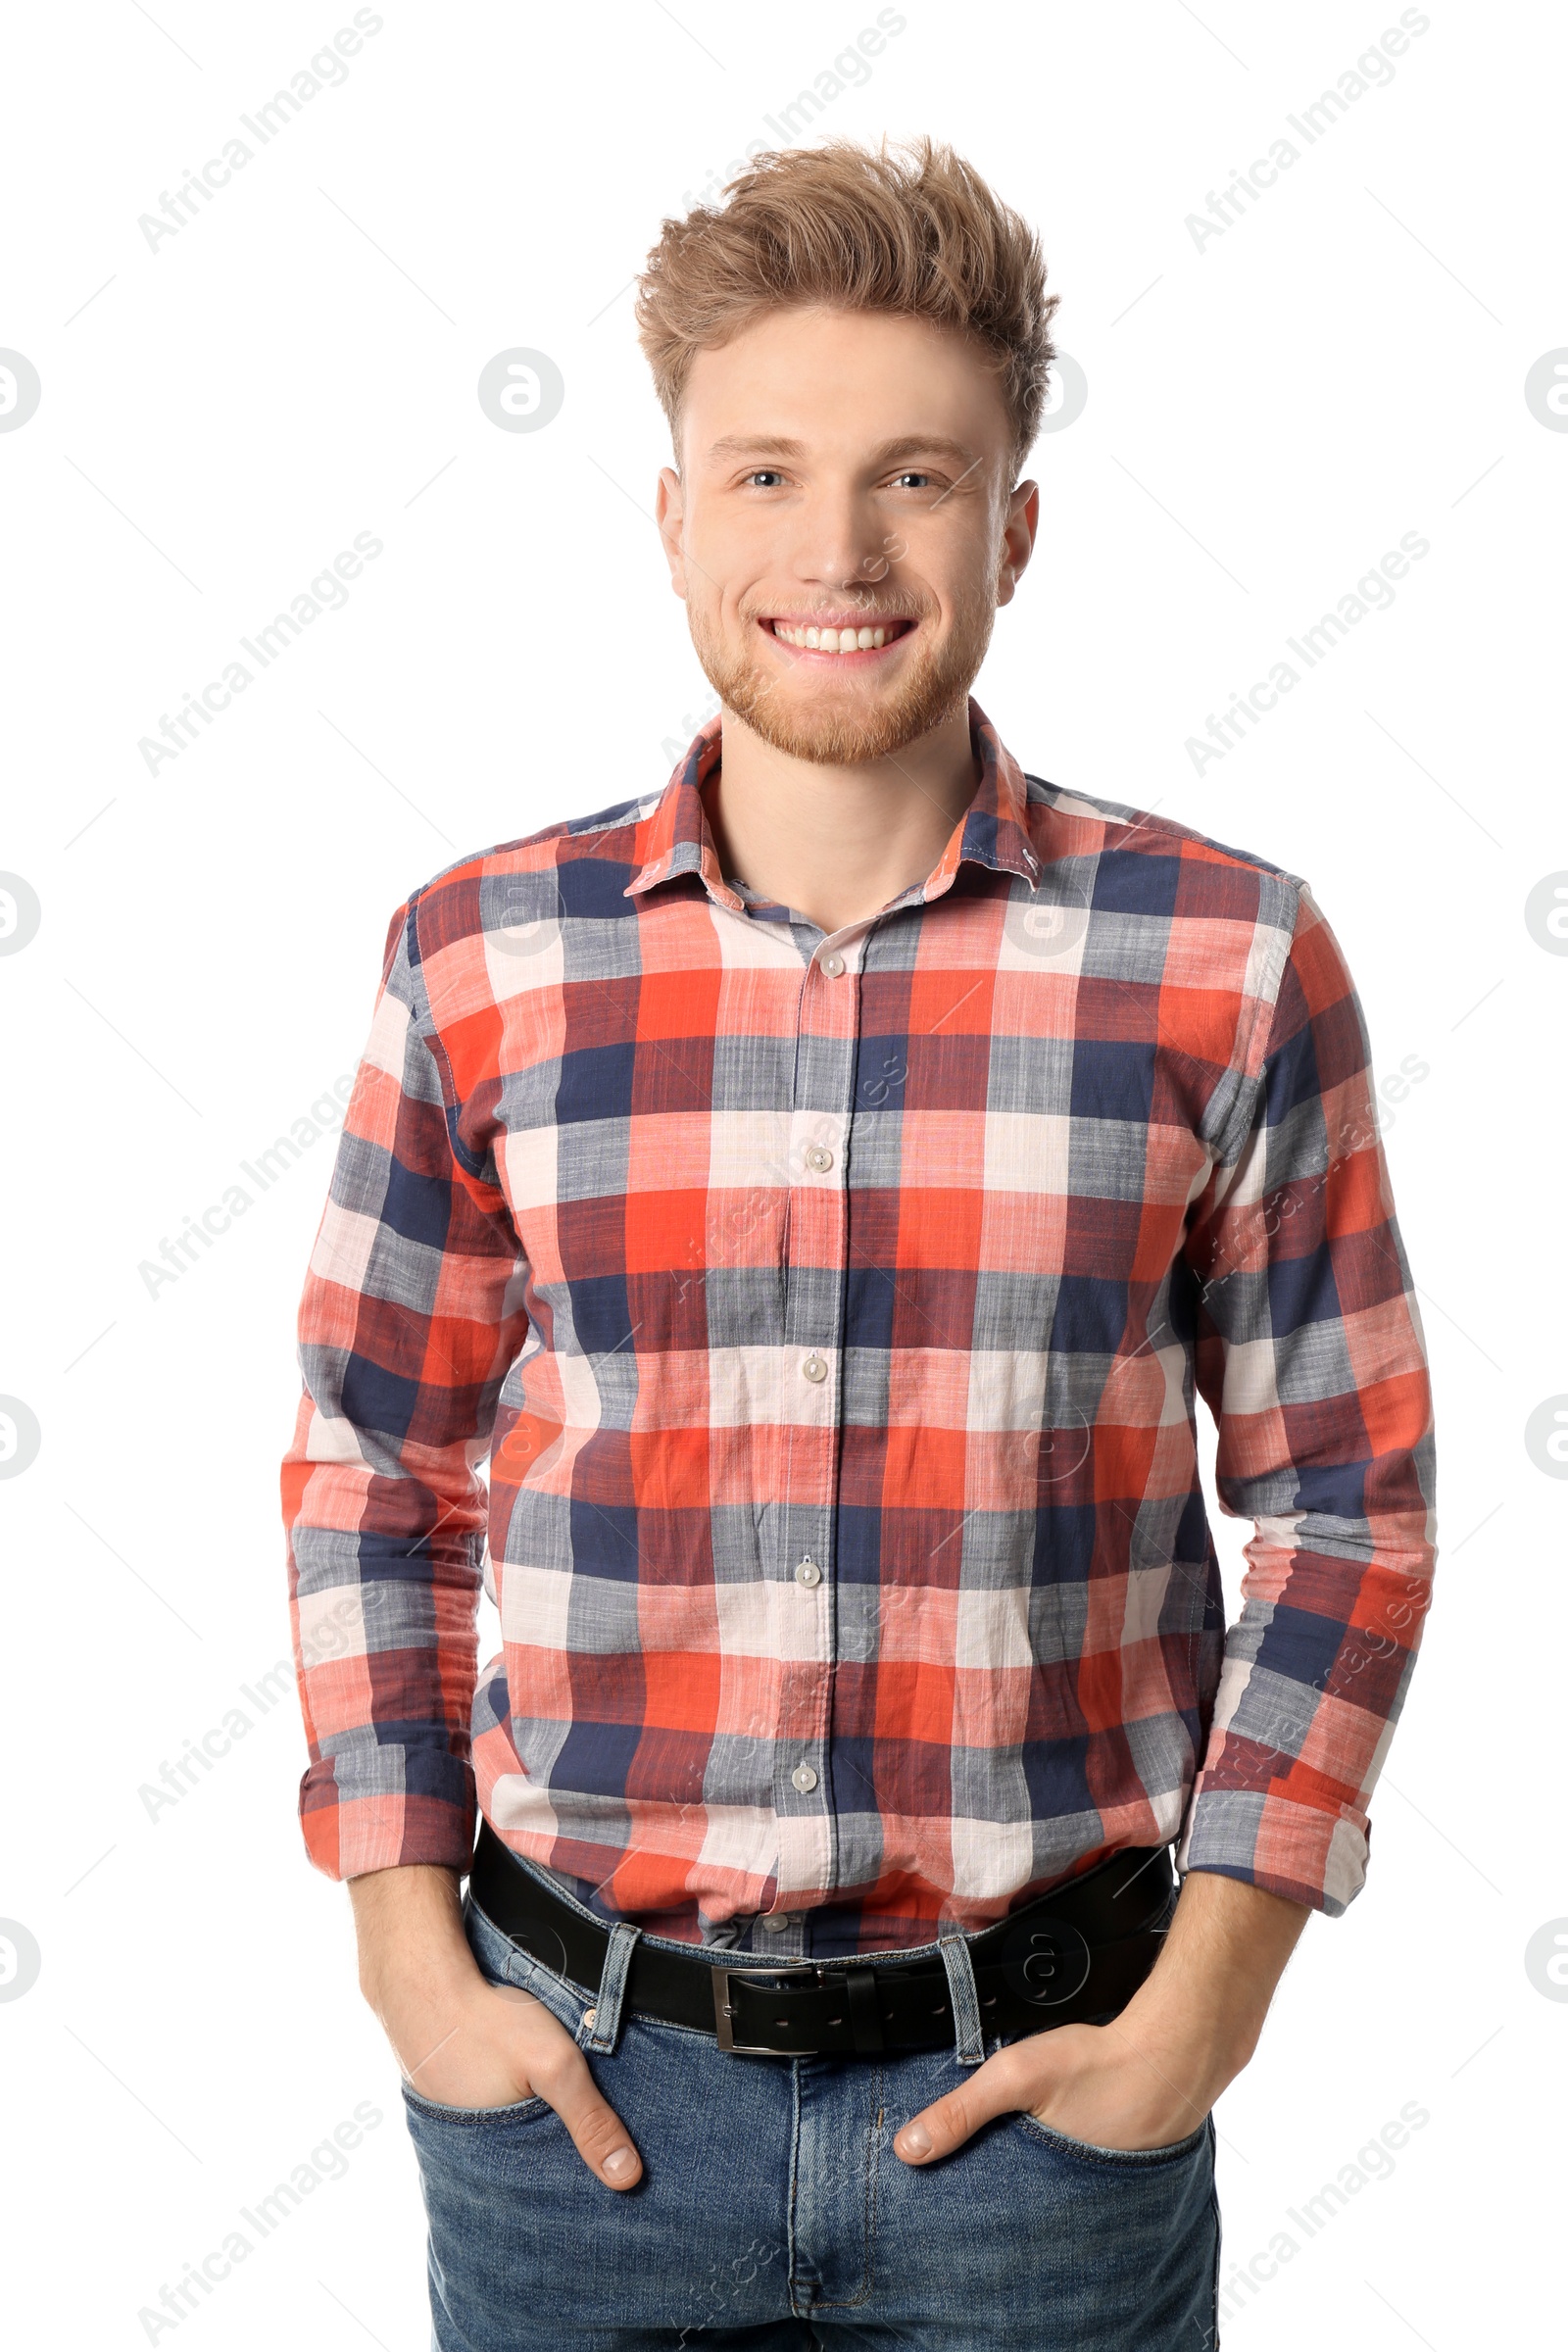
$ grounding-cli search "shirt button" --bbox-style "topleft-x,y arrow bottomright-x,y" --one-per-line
791,1763 -> 818,1793
760,1913 -> 795,1933
795,1556 -> 822,1587
805,1145 -> 834,1174
801,1354 -> 828,1384
820,953 -> 845,978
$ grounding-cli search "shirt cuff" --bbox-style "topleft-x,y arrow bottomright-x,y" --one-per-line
299,1753 -> 477,1882
1176,1786 -> 1370,1917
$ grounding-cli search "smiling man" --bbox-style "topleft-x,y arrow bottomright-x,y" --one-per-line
283,138 -> 1437,2351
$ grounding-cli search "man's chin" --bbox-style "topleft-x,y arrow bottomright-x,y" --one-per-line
693,634 -> 989,766
718,681 -> 970,765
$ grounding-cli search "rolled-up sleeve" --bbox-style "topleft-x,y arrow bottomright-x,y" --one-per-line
281,897 -> 530,1881
1175,884 -> 1437,1914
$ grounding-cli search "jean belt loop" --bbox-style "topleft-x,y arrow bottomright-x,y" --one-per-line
583,1922 -> 642,2054
938,1931 -> 986,2066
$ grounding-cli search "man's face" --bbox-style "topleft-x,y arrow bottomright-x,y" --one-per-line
656,307 -> 1037,764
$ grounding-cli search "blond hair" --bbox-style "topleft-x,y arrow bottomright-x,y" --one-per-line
635,135 -> 1057,476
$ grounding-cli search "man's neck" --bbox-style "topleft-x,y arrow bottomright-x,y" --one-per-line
702,702 -> 981,936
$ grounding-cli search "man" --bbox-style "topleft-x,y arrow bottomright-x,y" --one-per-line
283,138 -> 1436,2349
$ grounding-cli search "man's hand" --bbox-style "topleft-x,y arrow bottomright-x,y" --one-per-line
349,1862 -> 643,2191
894,1869 -> 1310,2165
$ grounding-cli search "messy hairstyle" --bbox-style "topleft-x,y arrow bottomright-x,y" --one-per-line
635,135 -> 1057,478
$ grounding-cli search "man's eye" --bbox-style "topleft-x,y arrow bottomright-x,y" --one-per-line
889,471 -> 934,490
744,469 -> 787,488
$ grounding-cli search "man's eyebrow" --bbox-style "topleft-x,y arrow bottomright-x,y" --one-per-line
871,435 -> 980,467
702,432 -> 983,467
704,434 -> 808,461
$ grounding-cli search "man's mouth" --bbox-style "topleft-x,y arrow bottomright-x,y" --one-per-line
761,614 -> 916,658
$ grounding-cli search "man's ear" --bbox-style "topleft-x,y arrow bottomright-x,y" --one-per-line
655,466 -> 688,601
996,477 -> 1039,609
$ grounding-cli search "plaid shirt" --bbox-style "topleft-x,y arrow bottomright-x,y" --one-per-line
283,702 -> 1436,1956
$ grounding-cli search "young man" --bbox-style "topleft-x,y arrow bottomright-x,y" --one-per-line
283,139 -> 1437,2349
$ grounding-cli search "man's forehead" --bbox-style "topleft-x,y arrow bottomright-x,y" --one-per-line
679,310 -> 1011,457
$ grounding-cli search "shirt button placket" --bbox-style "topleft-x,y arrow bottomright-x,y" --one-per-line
777,936 -> 857,1905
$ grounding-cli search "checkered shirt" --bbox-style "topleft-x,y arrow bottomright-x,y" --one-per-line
282,701 -> 1437,1954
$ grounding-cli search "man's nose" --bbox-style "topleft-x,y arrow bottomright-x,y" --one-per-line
783,489 -> 896,596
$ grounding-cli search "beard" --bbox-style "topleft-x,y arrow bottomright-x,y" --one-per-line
687,584 -> 997,765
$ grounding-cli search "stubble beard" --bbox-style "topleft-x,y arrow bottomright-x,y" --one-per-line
688,588 -> 997,765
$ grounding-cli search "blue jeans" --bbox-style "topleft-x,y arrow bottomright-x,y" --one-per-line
401,1883 -> 1220,2351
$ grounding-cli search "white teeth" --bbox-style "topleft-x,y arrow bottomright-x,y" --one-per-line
773,620 -> 899,652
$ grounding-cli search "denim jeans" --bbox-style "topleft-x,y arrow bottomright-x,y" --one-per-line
401,1881 -> 1221,2351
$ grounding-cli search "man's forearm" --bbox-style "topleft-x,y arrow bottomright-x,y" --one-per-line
349,1861 -> 470,2006
1109,1867 -> 1311,2108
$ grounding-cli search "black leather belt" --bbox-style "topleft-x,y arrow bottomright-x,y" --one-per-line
469,1820 -> 1174,2059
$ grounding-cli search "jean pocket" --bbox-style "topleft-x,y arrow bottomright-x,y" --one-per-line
400,2081 -> 551,2127
1009,2110 -> 1211,2170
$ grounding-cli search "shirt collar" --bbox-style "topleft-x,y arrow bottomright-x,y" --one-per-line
624,696 -> 1040,908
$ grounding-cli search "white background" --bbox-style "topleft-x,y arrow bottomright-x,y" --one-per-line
1,2 -> 1563,2345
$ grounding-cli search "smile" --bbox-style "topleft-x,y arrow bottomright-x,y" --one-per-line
763,615 -> 915,657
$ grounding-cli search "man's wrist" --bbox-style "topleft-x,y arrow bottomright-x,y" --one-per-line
1111,1973 -> 1259,2110
348,1860 -> 469,2003
1106,1866 -> 1312,2103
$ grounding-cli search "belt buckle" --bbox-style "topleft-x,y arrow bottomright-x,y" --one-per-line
711,1961 -> 821,2055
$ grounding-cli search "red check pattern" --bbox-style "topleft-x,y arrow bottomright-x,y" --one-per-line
282,703 -> 1436,1954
